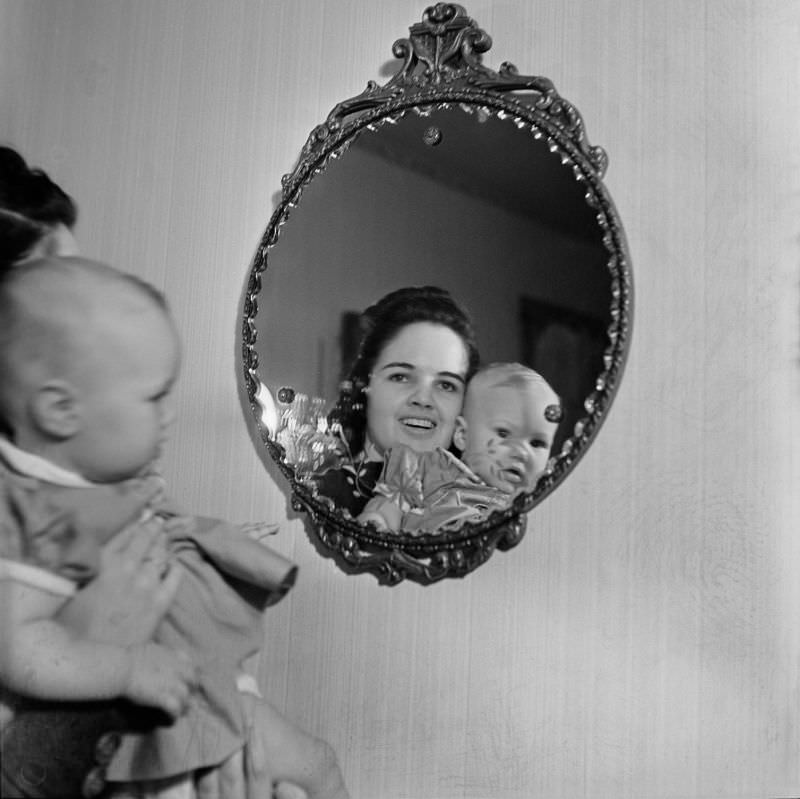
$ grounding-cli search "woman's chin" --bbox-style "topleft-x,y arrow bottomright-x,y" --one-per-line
397,434 -> 444,453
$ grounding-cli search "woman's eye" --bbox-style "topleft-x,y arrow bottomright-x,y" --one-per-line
387,373 -> 408,383
437,380 -> 459,393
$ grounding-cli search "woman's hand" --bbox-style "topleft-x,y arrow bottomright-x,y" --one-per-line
56,514 -> 183,645
194,726 -> 310,799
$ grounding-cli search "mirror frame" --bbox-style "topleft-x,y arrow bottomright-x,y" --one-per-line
242,3 -> 632,585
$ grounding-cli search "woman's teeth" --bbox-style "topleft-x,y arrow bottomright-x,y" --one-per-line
401,417 -> 435,429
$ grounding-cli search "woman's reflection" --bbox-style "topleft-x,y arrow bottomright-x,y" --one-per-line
315,286 -> 479,517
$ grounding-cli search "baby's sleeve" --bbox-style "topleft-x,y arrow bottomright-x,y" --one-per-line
0,560 -> 76,598
0,473 -> 76,598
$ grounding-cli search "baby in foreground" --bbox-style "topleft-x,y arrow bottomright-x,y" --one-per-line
359,362 -> 561,533
0,256 -> 348,798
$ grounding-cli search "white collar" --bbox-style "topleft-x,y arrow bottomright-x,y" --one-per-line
0,438 -> 95,487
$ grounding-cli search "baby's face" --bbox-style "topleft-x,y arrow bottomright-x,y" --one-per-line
67,302 -> 181,483
457,383 -> 558,494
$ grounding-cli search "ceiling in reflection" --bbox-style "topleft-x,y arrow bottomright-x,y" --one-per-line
353,107 -> 600,241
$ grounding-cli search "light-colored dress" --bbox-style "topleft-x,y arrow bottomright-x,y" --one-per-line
0,438 -> 296,795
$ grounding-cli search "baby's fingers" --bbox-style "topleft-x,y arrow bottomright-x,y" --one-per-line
241,521 -> 280,542
103,515 -> 162,566
154,654 -> 196,718
133,529 -> 169,578
126,643 -> 198,717
157,686 -> 190,719
152,562 -> 184,610
161,515 -> 194,538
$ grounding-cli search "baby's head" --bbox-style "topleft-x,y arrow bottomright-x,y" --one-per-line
453,362 -> 561,494
0,256 -> 180,483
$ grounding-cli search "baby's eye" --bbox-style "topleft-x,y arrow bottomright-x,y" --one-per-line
530,437 -> 548,449
495,428 -> 510,439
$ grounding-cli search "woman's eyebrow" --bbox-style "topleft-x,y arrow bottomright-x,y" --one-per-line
439,371 -> 466,385
379,361 -> 414,371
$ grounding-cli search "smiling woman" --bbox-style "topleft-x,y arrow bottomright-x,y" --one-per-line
366,323 -> 467,452
314,286 -> 479,517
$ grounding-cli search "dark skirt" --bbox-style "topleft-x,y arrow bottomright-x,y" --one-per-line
0,701 -> 165,799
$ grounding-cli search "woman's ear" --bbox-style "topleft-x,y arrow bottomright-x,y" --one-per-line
30,380 -> 82,439
452,415 -> 468,452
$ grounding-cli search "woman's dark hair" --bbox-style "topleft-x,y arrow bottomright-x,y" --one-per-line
0,146 -> 77,268
329,285 -> 480,456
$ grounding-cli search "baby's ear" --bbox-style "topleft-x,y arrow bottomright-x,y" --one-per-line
30,380 -> 82,439
452,415 -> 468,452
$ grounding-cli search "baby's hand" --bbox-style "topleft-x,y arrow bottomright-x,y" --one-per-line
123,643 -> 197,719
240,521 -> 280,544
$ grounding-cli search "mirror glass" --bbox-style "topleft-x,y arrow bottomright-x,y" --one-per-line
242,4 -> 632,584
255,106 -> 610,456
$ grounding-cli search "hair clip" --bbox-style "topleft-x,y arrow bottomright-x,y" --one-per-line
277,386 -> 296,404
544,404 -> 563,423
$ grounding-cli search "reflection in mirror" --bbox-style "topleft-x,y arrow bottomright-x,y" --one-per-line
242,3 -> 632,584
256,106 -> 610,458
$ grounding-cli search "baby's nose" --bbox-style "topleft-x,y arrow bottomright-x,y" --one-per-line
508,440 -> 532,461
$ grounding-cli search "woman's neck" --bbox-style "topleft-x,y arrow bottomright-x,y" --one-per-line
361,438 -> 384,463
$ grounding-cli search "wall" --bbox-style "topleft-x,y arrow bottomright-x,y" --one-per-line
2,1 -> 799,797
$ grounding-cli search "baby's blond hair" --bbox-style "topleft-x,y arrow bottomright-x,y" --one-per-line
463,362 -> 560,418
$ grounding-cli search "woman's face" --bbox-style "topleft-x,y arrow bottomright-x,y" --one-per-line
365,321 -> 469,456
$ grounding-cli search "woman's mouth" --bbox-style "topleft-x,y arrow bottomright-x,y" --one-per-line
399,416 -> 436,432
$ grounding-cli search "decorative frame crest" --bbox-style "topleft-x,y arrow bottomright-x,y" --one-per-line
242,4 -> 632,585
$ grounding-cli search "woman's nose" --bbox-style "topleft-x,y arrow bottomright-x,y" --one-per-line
409,382 -> 433,407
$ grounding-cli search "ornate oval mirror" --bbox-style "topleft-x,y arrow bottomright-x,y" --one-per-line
242,3 -> 632,585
